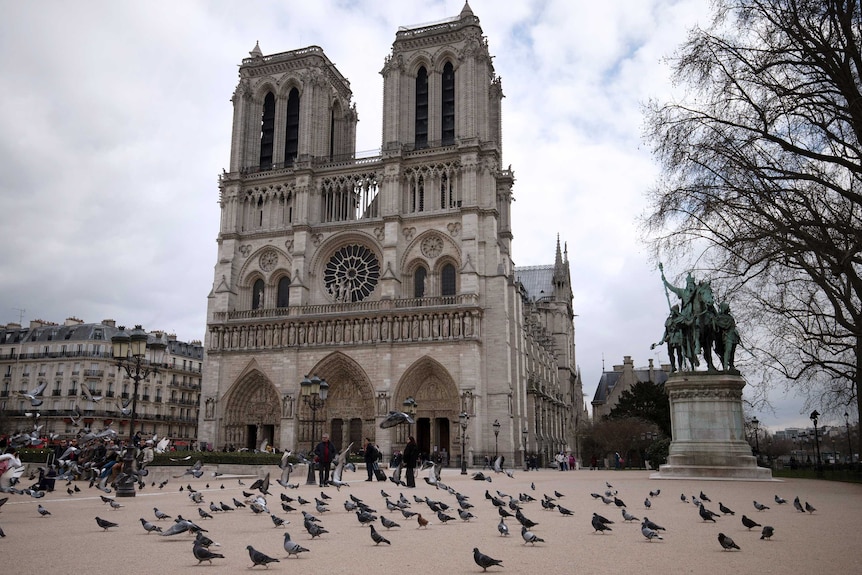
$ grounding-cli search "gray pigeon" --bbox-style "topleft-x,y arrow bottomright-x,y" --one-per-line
641,520 -> 664,541
369,524 -> 391,545
592,513 -> 612,533
498,518 -> 509,536
282,532 -> 310,557
774,495 -> 787,505
381,515 -> 400,529
139,518 -> 162,534
644,498 -> 651,509
193,541 -> 224,564
521,525 -> 545,545
379,410 -> 415,429
793,496 -> 805,512
271,514 -> 288,528
804,501 -> 816,514
37,504 -> 51,517
753,500 -> 770,511
247,545 -> 280,567
760,525 -> 774,540
718,532 -> 740,551
473,548 -> 503,571
622,508 -> 639,522
154,507 -> 171,520
642,517 -> 665,531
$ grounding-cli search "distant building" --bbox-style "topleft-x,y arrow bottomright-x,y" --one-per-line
590,356 -> 670,420
0,318 -> 202,446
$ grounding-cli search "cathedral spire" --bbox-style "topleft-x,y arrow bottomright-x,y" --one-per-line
460,1 -> 474,19
554,234 -> 564,275
249,40 -> 263,58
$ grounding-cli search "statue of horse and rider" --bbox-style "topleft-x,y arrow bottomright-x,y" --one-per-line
652,264 -> 739,373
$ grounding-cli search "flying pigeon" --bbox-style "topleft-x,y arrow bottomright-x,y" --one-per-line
193,541 -> 224,564
276,450 -> 294,488
760,525 -> 775,540
81,383 -> 103,402
369,524 -> 391,545
741,515 -> 761,530
282,532 -> 310,557
379,410 -> 415,429
247,545 -> 280,568
19,381 -> 47,406
718,532 -> 740,551
473,548 -> 504,572
95,516 -> 118,530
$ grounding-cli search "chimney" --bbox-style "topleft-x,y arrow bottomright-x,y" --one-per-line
102,319 -> 116,327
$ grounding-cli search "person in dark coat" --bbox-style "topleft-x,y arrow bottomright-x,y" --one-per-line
403,436 -> 419,488
363,438 -> 379,481
313,433 -> 337,487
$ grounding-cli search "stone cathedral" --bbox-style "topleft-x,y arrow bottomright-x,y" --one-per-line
200,2 -> 584,467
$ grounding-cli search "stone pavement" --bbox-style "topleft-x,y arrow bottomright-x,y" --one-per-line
1,467 -> 860,574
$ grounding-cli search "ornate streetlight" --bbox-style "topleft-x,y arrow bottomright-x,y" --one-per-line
810,410 -> 822,471
403,396 -> 417,437
301,375 -> 329,485
522,426 -> 529,470
751,417 -> 760,459
845,412 -> 853,465
459,411 -> 469,475
492,419 -> 501,459
111,325 -> 166,497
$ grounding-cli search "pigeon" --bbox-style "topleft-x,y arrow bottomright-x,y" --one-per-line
381,515 -> 400,529
718,532 -> 740,551
641,520 -> 664,541
379,410 -> 415,429
282,532 -> 310,557
699,491 -> 711,502
473,547 -> 504,572
644,498 -> 651,509
557,505 -> 573,516
271,514 -> 288,528
95,516 -> 118,530
774,495 -> 787,505
719,502 -> 735,515
0,525 -> 4,537
680,493 -> 687,503
753,500 -> 770,511
642,517 -> 665,531
592,513 -> 613,533
521,525 -> 544,545
761,525 -> 775,540
154,507 -> 171,520
437,510 -> 456,523
622,508 -> 639,522
369,524 -> 391,545
417,514 -> 429,528
613,497 -> 627,507
793,496 -> 805,512
699,503 -> 719,522
649,489 -> 661,498
305,521 -> 328,538
198,508 -> 213,520
247,545 -> 280,567
19,381 -> 47,406
37,504 -> 51,517
741,515 -> 761,530
805,502 -> 816,514
498,517 -> 509,536
139,518 -> 162,534
193,541 -> 225,564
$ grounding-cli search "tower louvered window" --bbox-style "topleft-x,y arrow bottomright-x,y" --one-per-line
259,92 -> 275,170
441,62 -> 455,145
285,88 -> 300,166
415,67 -> 428,149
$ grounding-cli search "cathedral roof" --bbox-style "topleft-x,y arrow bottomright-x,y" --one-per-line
515,265 -> 554,301
591,366 -> 669,404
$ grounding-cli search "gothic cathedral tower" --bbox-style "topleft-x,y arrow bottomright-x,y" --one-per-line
201,3 -> 581,465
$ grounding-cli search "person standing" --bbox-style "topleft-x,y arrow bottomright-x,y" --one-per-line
313,433 -> 337,487
403,436 -> 419,488
363,438 -> 379,481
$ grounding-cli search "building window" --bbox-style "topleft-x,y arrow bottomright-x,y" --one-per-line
441,61 -> 455,145
441,263 -> 456,296
415,66 -> 428,149
277,276 -> 291,308
324,244 -> 380,303
284,88 -> 300,165
259,91 -> 276,170
252,279 -> 265,309
414,266 -> 427,298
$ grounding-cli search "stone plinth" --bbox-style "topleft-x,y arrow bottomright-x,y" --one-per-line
652,373 -> 773,480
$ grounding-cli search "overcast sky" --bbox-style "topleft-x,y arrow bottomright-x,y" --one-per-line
0,0 -> 830,432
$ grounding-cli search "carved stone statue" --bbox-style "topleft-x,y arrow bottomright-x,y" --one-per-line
712,301 -> 740,372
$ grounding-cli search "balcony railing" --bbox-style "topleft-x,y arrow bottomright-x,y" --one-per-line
106,391 -> 115,398
84,369 -> 104,377
67,389 -> 78,396
51,390 -> 62,396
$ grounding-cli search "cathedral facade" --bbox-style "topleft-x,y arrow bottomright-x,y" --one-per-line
200,3 -> 583,466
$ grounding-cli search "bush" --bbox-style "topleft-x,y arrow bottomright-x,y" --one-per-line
645,438 -> 671,469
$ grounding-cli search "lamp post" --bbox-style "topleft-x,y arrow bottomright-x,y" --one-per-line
810,410 -> 822,471
751,417 -> 760,459
403,396 -> 417,438
522,426 -> 529,471
492,419 -> 501,459
111,325 -> 166,497
845,412 -> 853,465
459,411 -> 469,475
301,375 -> 329,485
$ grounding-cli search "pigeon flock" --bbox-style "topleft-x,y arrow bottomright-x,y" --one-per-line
0,449 -> 832,572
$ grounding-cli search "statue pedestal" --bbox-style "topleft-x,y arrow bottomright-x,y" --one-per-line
652,373 -> 773,481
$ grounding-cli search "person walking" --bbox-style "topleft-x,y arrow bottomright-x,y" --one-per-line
313,433 -> 337,487
363,438 -> 379,481
403,436 -> 419,488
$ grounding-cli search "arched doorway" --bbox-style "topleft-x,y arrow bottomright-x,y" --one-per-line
396,356 -> 460,463
222,369 -> 280,450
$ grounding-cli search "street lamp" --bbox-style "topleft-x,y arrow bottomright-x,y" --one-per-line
111,325 -> 166,497
810,410 -> 822,471
301,375 -> 329,485
459,411 -> 469,475
403,396 -> 417,437
492,419 -> 501,459
522,426 -> 529,471
751,417 -> 760,459
845,412 -> 853,465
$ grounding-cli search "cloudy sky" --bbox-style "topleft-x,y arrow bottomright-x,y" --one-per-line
0,0 -> 825,431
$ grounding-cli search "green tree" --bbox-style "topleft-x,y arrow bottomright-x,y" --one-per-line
642,0 -> 862,440
608,381 -> 672,437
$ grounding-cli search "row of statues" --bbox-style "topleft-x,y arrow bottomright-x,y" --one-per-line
652,263 -> 740,373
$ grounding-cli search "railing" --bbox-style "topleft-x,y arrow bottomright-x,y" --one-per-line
51,390 -> 62,396
84,369 -> 104,377
106,391 -> 115,398
67,390 -> 78,396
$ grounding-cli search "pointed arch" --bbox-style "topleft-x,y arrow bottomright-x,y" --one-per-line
221,363 -> 281,450
395,356 -> 461,456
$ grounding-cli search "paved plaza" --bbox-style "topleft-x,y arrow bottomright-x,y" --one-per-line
1,466 -> 860,574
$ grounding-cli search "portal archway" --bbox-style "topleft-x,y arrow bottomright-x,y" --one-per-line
222,369 -> 280,450
395,356 -> 460,460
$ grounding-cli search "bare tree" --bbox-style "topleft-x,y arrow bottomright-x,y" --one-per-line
642,0 -> 862,446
